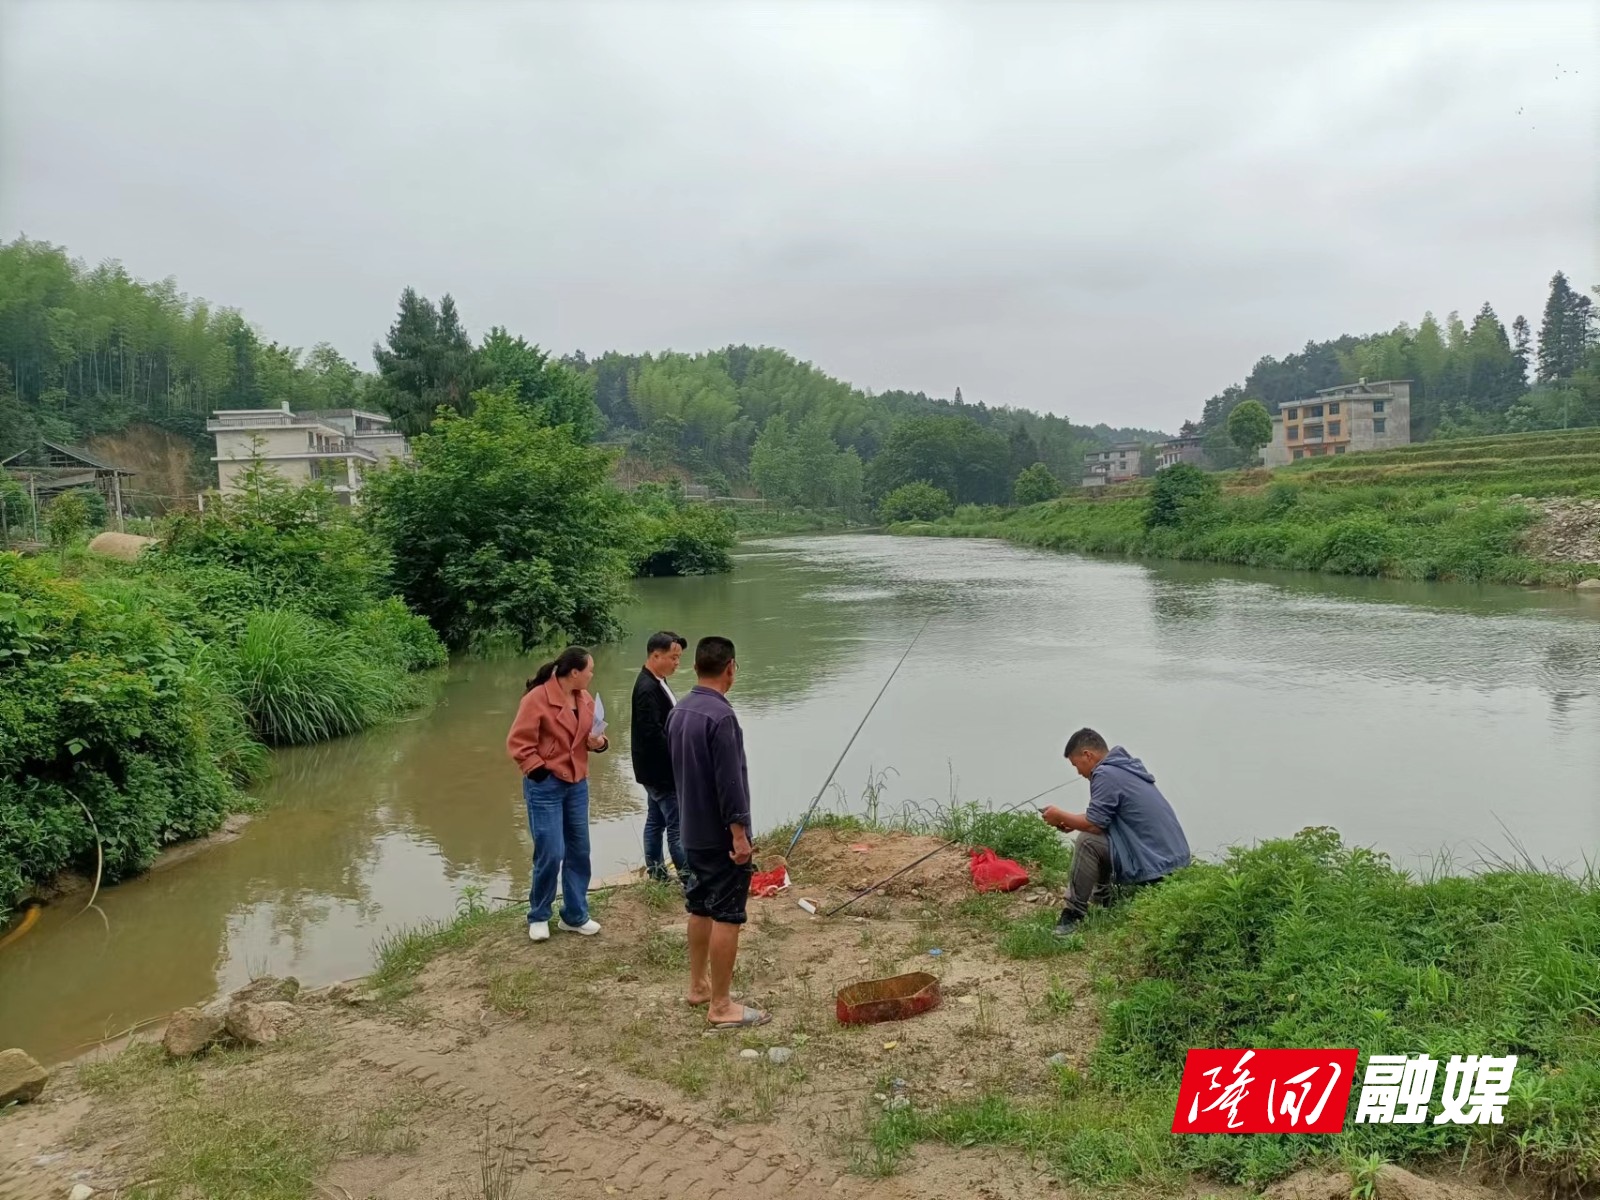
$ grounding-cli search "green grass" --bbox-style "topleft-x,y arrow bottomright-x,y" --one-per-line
124,1081 -> 336,1200
228,608 -> 416,745
878,826 -> 1600,1192
904,428 -> 1600,585
368,886 -> 511,1000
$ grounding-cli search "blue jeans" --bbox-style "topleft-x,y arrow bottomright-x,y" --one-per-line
524,775 -> 591,926
642,786 -> 688,881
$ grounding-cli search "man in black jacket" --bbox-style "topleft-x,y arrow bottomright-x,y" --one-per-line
632,630 -> 689,885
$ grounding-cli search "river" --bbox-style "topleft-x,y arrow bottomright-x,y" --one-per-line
4,535 -> 1599,1062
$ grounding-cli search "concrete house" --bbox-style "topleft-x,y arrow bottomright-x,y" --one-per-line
208,404 -> 409,504
1261,380 -> 1412,468
1156,431 -> 1206,471
1082,442 -> 1144,488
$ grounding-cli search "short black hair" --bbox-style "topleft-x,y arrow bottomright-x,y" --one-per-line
1063,728 -> 1107,757
646,630 -> 687,655
695,635 -> 736,678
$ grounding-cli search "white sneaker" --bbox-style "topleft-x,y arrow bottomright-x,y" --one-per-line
557,918 -> 601,936
528,921 -> 550,942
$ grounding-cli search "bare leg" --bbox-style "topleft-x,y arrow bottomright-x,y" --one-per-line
705,920 -> 745,1025
687,914 -> 712,1004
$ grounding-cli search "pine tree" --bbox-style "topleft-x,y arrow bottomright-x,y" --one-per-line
1511,315 -> 1532,388
1537,271 -> 1589,383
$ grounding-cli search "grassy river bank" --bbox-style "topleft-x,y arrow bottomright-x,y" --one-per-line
4,798 -> 1597,1200
897,429 -> 1600,586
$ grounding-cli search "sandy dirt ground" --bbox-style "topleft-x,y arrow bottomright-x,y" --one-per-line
1,831 -> 1121,1200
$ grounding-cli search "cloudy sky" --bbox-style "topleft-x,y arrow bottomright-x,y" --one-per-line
2,1 -> 1595,430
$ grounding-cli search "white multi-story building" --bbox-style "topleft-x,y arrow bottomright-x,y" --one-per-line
208,404 -> 409,504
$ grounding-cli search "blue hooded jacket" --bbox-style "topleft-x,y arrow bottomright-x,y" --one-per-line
1083,747 -> 1190,884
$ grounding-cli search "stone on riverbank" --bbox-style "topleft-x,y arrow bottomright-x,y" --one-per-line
233,975 -> 301,1004
1576,578 -> 1600,591
162,1007 -> 224,1058
0,1047 -> 48,1105
225,1000 -> 302,1047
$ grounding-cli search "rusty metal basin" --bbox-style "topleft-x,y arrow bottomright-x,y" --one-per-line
835,971 -> 942,1025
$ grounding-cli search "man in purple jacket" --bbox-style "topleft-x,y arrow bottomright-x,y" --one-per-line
666,635 -> 769,1029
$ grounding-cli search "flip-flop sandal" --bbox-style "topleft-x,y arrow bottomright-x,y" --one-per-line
708,1005 -> 770,1030
685,994 -> 741,1008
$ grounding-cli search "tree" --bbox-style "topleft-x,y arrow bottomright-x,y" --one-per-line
878,481 -> 953,523
361,388 -> 633,650
44,490 -> 89,560
475,326 -> 599,441
1013,463 -> 1061,506
1537,271 -> 1594,384
1511,315 -> 1532,388
1226,399 -> 1273,461
866,415 -> 1009,504
371,287 -> 476,435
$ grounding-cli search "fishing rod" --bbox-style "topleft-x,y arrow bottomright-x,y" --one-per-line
784,615 -> 933,859
799,778 -> 1073,918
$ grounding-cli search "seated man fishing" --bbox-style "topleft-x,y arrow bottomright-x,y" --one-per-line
1040,728 -> 1190,937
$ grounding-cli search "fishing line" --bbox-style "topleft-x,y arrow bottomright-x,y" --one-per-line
785,615 -> 933,860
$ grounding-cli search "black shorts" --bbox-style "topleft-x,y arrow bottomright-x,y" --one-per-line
684,847 -> 754,925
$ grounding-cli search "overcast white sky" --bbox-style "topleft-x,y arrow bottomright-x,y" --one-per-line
2,1 -> 1596,430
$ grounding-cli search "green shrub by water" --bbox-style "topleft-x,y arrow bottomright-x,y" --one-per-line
0,553 -> 248,921
0,476 -> 447,919
883,827 -> 1600,1190
227,609 -> 414,745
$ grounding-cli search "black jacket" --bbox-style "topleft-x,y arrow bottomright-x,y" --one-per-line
630,667 -> 676,791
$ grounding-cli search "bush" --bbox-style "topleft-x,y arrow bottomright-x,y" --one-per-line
224,609 -> 413,745
880,481 -> 954,524
0,554 -> 246,921
363,389 -> 635,650
1145,464 -> 1218,531
150,466 -> 388,624
348,597 -> 449,672
1013,463 -> 1063,507
633,504 -> 736,577
1094,828 -> 1600,1187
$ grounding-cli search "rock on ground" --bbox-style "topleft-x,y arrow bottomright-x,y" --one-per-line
1576,578 -> 1600,591
1262,1170 -> 1351,1200
68,1185 -> 95,1200
162,1007 -> 225,1058
225,1000 -> 303,1047
0,1047 -> 48,1105
1374,1165 -> 1500,1200
1523,498 -> 1600,564
232,975 -> 301,1004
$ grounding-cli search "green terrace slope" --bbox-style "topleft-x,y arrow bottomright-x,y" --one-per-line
900,429 -> 1600,585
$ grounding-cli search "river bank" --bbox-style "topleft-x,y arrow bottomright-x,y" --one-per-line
5,533 -> 1599,1068
4,822 -> 1593,1200
897,429 -> 1600,587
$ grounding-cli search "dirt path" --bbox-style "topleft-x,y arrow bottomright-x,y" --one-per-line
0,831 -> 1099,1200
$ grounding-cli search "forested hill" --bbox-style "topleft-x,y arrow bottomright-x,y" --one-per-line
1192,273 -> 1600,467
0,237 -> 1121,511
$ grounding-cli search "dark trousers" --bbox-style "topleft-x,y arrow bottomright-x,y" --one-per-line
642,785 -> 688,882
1059,830 -> 1163,922
1060,830 -> 1114,920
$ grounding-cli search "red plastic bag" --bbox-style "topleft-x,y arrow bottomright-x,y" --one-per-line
968,847 -> 1029,893
750,863 -> 791,898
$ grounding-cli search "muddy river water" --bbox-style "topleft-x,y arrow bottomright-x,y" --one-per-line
5,535 -> 1599,1062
